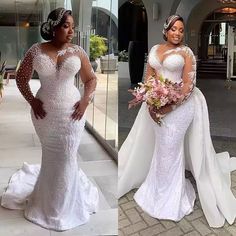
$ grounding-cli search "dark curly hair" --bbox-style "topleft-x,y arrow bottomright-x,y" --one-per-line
40,8 -> 72,41
162,15 -> 184,41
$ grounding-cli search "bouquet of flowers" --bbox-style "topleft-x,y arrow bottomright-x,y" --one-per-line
128,74 -> 183,125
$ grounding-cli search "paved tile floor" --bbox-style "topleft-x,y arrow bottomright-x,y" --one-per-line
0,79 -> 118,236
118,75 -> 236,236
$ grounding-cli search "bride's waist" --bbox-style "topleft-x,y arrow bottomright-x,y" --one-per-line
160,71 -> 182,83
36,87 -> 81,105
36,85 -> 80,96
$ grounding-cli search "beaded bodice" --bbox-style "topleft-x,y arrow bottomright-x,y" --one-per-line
148,44 -> 196,85
145,44 -> 197,106
16,43 -> 97,106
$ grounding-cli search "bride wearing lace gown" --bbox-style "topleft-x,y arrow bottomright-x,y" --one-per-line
1,8 -> 99,231
119,15 -> 236,227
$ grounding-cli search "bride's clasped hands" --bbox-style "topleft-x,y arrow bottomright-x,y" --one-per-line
148,104 -> 172,124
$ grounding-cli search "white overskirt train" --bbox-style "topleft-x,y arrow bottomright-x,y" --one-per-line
118,87 -> 236,227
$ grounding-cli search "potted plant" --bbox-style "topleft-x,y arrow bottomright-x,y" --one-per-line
118,50 -> 128,62
118,50 -> 129,78
89,34 -> 107,72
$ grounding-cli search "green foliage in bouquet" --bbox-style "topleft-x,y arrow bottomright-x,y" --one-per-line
89,35 -> 108,61
159,74 -> 165,83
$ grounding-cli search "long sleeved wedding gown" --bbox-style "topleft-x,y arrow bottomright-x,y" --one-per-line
1,43 -> 99,231
118,44 -> 236,228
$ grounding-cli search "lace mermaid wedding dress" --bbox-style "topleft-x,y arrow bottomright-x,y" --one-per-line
119,44 -> 236,227
1,43 -> 99,231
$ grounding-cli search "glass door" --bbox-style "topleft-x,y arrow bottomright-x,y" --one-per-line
227,25 -> 236,79
74,0 -> 118,158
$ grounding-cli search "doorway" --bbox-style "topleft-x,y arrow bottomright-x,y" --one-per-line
118,0 -> 148,52
198,8 -> 236,79
227,24 -> 236,79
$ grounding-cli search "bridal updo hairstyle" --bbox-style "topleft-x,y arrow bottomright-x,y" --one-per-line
162,15 -> 184,41
40,8 -> 72,41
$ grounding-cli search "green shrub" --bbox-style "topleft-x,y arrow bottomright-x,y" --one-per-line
89,35 -> 108,61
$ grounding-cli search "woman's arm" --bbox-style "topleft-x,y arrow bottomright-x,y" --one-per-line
144,62 -> 156,82
143,45 -> 163,122
16,44 -> 46,119
144,45 -> 158,83
16,45 -> 36,104
71,47 -> 97,121
175,47 -> 196,105
144,46 -> 165,122
79,48 -> 97,104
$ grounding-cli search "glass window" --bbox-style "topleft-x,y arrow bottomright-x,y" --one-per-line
77,0 -> 118,156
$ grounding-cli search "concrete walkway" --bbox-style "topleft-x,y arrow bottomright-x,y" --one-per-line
0,79 -> 118,236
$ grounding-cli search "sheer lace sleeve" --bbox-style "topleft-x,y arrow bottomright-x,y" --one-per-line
16,44 -> 38,104
77,46 -> 97,103
171,46 -> 196,110
144,46 -> 158,82
144,63 -> 156,83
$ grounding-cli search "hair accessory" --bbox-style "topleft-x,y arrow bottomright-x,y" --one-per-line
162,15 -> 181,35
42,8 -> 67,34
42,22 -> 50,34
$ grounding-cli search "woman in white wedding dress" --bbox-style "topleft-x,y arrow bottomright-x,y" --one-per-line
1,8 -> 99,231
119,15 -> 236,227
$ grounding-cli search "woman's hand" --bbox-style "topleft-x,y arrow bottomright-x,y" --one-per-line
148,106 -> 162,123
71,98 -> 89,121
157,105 -> 172,115
30,98 -> 46,119
148,105 -> 172,124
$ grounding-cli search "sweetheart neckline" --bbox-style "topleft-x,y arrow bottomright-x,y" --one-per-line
36,43 -> 81,69
41,53 -> 80,69
156,52 -> 185,66
154,44 -> 185,65
38,53 -> 81,70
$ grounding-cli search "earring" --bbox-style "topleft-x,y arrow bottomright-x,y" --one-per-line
53,31 -> 55,37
